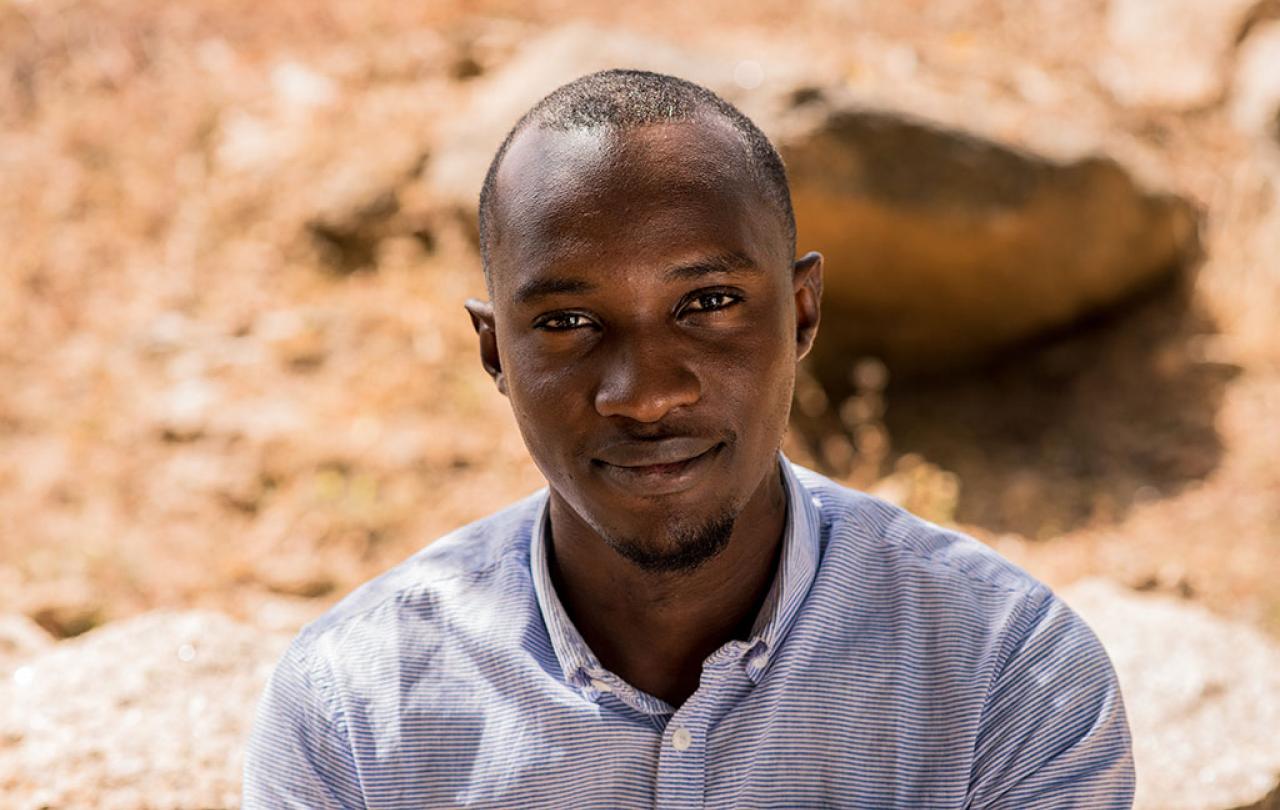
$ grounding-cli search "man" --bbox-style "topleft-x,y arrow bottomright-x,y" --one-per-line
245,69 -> 1134,808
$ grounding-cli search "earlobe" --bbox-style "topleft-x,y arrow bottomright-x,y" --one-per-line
793,251 -> 824,361
464,298 -> 507,396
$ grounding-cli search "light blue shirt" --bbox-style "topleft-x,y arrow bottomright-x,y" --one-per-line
244,457 -> 1134,808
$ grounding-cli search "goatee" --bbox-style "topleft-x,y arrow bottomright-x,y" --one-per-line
606,509 -> 738,573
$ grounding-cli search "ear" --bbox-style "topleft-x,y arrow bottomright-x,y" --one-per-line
464,298 -> 508,396
792,251 -> 823,361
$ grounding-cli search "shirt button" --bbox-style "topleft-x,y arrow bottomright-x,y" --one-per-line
590,678 -> 612,693
750,653 -> 769,669
671,727 -> 693,751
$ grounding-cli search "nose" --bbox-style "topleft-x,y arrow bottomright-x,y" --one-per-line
594,340 -> 701,423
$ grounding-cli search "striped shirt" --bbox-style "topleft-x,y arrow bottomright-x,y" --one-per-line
244,456 -> 1134,808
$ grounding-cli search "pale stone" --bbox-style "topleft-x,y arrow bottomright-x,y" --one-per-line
1231,22 -> 1280,141
1062,579 -> 1280,810
0,611 -> 290,809
1098,0 -> 1261,110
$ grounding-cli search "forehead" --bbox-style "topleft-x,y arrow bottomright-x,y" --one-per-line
486,116 -> 785,300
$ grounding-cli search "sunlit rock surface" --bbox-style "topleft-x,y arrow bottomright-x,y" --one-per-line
0,611 -> 289,810
1098,0 -> 1263,110
1231,22 -> 1280,143
1063,579 -> 1280,810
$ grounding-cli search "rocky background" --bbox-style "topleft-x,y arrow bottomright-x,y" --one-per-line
1,0 -> 1279,807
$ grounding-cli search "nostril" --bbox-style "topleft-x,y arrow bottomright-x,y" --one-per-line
594,388 -> 683,423
594,372 -> 701,422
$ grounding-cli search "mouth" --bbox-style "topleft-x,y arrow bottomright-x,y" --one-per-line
591,438 -> 725,496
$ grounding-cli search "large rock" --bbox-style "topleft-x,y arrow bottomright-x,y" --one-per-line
430,24 -> 1200,380
0,611 -> 290,809
1062,579 -> 1280,810
1098,0 -> 1262,110
781,94 -> 1200,380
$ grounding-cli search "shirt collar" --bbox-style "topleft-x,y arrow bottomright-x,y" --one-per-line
529,453 -> 822,700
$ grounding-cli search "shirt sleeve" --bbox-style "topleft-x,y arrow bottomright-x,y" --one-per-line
965,588 -> 1136,809
243,638 -> 365,810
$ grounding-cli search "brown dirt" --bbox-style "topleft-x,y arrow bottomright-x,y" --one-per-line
1,0 -> 1277,652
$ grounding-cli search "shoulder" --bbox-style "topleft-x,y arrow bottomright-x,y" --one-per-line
793,463 -> 1044,604
285,489 -> 547,671
790,462 -> 1118,692
791,463 -> 1129,751
790,463 -> 1133,793
246,490 -> 551,794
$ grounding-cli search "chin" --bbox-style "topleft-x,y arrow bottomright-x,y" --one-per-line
598,506 -> 739,574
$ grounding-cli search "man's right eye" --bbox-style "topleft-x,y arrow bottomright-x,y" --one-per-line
533,312 -> 593,331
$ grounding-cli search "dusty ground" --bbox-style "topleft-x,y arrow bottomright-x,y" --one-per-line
0,0 -> 1277,655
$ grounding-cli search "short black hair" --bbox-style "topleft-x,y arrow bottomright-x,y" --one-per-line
477,69 -> 796,284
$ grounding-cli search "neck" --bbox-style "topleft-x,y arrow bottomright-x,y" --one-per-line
546,462 -> 788,707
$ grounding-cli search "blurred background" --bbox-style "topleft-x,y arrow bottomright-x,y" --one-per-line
1,0 -> 1278,807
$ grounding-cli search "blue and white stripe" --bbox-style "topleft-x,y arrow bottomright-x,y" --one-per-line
244,456 -> 1134,808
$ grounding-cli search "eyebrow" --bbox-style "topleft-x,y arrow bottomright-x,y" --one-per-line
664,251 -> 759,281
512,251 -> 760,305
513,276 -> 595,305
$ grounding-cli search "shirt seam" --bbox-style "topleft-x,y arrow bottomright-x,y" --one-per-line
975,584 -> 1052,709
299,643 -> 367,807
964,584 -> 1054,803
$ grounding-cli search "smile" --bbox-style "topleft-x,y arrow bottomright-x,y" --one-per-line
591,439 -> 725,496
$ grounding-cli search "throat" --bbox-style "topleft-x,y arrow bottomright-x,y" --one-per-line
543,460 -> 789,707
548,524 -> 784,708
599,635 -> 713,708
577,591 -> 766,707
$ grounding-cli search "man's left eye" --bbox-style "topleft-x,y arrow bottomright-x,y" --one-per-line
683,291 -> 740,314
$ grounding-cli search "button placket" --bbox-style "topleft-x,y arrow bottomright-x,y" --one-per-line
655,712 -> 706,810
654,661 -> 732,810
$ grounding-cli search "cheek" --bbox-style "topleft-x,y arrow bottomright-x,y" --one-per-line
706,315 -> 795,410
501,338 -> 592,460
509,342 -> 587,402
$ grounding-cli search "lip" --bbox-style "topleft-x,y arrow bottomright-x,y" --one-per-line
594,436 -> 719,467
592,438 -> 724,496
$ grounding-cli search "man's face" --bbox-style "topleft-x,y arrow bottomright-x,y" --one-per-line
470,114 -> 821,571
